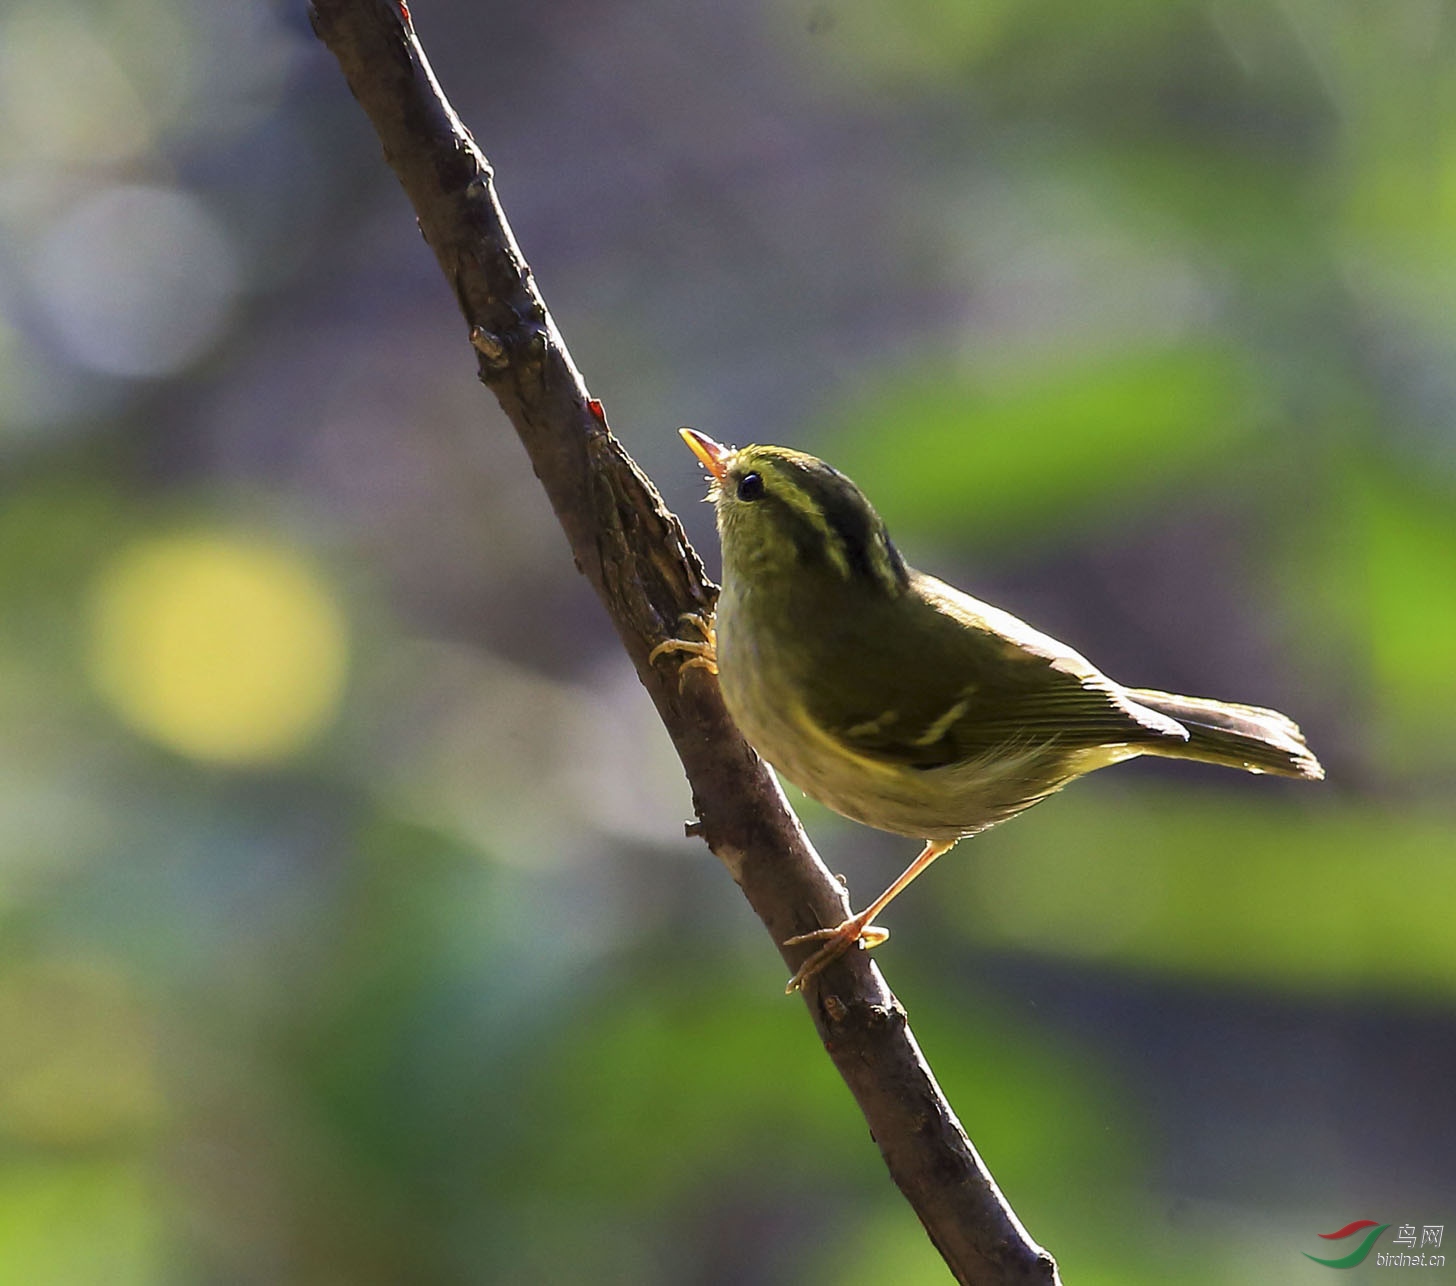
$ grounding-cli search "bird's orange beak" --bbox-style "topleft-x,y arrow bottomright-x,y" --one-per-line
679,427 -> 733,481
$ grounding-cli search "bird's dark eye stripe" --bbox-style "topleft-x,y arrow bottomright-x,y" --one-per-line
736,472 -> 765,501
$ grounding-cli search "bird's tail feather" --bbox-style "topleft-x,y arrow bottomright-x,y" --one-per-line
1126,688 -> 1324,781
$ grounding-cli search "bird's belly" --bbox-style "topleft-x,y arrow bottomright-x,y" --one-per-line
716,597 -> 1070,841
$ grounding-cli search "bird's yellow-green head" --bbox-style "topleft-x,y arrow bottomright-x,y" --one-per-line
680,428 -> 909,597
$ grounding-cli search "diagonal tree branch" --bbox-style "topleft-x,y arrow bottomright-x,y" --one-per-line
309,4 -> 1060,1282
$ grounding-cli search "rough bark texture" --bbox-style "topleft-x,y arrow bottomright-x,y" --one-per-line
310,4 -> 1060,1282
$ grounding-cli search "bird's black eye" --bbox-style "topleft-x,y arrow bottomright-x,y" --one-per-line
736,472 -> 765,502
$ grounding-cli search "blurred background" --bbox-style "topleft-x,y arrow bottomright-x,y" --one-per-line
2,0 -> 1454,1282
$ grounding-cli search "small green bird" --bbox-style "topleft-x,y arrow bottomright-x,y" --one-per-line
654,429 -> 1323,993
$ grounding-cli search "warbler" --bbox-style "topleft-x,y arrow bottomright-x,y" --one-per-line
652,429 -> 1323,993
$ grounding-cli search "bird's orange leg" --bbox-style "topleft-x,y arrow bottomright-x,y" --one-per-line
783,839 -> 956,994
648,612 -> 717,686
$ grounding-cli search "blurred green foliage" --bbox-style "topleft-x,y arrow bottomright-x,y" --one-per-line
1,0 -> 1454,1283
832,344 -> 1266,546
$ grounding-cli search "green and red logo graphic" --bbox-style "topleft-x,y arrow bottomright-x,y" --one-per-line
1304,1220 -> 1390,1268
1304,1219 -> 1447,1268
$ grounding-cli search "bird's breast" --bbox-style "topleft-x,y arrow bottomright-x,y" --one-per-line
715,579 -> 966,839
713,577 -> 1095,842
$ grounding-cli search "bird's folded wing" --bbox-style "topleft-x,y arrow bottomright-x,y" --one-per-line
808,571 -> 1187,769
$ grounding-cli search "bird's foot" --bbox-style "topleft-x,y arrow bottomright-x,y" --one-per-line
648,612 -> 718,688
783,916 -> 890,994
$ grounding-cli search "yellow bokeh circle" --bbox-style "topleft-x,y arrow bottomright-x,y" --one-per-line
87,533 -> 349,764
